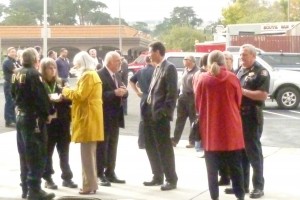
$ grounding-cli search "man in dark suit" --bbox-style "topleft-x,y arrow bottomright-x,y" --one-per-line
97,51 -> 128,187
141,41 -> 178,191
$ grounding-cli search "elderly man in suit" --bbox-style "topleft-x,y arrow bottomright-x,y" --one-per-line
141,41 -> 178,191
96,51 -> 128,187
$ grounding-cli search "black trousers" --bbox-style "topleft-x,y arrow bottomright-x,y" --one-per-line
143,105 -> 178,184
205,150 -> 245,200
43,119 -> 73,181
96,118 -> 120,177
173,94 -> 196,144
17,115 -> 47,192
4,81 -> 16,124
138,120 -> 145,148
242,113 -> 265,190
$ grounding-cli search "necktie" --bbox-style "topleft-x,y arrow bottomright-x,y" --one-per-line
112,74 -> 118,88
147,66 -> 159,104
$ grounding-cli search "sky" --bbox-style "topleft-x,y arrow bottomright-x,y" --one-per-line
100,0 -> 233,23
1,0 -> 233,24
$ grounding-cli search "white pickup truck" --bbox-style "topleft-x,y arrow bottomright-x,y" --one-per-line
232,54 -> 300,109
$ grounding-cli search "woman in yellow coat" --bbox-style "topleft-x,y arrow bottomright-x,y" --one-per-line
62,51 -> 104,194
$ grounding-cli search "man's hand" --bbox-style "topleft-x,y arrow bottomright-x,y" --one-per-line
114,87 -> 128,97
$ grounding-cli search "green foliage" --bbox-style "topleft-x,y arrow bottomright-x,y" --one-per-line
160,26 -> 208,52
132,22 -> 151,34
0,0 -> 126,26
48,0 -> 76,25
222,0 -> 287,25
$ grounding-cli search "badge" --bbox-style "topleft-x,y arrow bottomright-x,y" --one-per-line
248,72 -> 255,77
260,70 -> 268,76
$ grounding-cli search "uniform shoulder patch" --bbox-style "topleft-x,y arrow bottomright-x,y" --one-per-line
260,70 -> 268,76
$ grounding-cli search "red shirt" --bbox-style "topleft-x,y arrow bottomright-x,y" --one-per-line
194,67 -> 245,151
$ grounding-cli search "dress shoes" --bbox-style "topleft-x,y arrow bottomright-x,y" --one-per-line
186,143 -> 195,148
106,175 -> 126,184
27,189 -> 55,200
250,189 -> 264,199
143,179 -> 163,186
98,176 -> 111,186
44,178 -> 58,190
224,187 -> 249,194
5,122 -> 16,128
62,179 -> 78,188
160,182 -> 177,191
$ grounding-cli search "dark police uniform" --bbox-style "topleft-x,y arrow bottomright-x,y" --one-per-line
2,56 -> 17,126
236,61 -> 270,195
130,63 -> 154,148
12,67 -> 55,200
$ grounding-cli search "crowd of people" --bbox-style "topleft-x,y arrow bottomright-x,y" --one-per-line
2,42 -> 269,200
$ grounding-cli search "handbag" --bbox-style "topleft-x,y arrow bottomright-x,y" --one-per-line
190,116 -> 201,140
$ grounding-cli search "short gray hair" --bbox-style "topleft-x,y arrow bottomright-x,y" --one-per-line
240,44 -> 256,56
184,55 -> 196,63
104,51 -> 120,67
73,51 -> 96,71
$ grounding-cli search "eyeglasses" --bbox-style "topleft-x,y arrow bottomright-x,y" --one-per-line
183,58 -> 190,61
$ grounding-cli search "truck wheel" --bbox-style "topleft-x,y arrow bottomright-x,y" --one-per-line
276,87 -> 300,109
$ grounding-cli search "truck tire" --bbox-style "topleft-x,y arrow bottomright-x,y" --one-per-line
276,87 -> 300,109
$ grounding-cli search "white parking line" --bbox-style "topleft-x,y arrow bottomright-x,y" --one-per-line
263,110 -> 300,119
289,110 -> 300,114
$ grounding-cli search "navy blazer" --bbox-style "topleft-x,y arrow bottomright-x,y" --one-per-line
97,67 -> 127,128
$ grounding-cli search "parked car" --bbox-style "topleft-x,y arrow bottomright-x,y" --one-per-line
128,53 -> 148,76
256,52 -> 300,72
232,53 -> 300,109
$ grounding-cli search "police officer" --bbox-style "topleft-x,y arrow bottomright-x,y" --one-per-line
225,44 -> 270,199
2,47 -> 18,127
12,47 -> 55,200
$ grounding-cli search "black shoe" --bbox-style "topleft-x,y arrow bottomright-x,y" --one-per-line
27,190 -> 55,200
250,189 -> 264,199
237,198 -> 245,200
218,177 -> 230,186
186,143 -> 195,148
106,175 -> 126,184
20,183 -> 28,199
5,122 -> 16,128
143,179 -> 163,186
44,178 -> 58,190
62,179 -> 78,188
160,182 -> 177,191
98,175 -> 111,187
224,188 -> 249,194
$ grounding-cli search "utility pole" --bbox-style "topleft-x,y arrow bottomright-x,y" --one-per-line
43,0 -> 48,55
118,0 -> 122,52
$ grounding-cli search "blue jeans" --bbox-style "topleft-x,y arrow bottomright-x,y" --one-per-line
4,82 -> 16,124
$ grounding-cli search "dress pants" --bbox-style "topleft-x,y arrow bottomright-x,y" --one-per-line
43,119 -> 73,181
242,113 -> 265,190
173,94 -> 196,144
96,118 -> 120,177
143,105 -> 178,183
81,142 -> 98,191
205,150 -> 245,200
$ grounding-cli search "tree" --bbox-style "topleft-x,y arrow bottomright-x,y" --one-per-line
48,0 -> 76,25
160,26 -> 208,51
169,7 -> 203,27
154,7 -> 203,37
0,3 -> 6,19
74,0 -> 107,25
132,22 -> 151,34
222,0 -> 286,24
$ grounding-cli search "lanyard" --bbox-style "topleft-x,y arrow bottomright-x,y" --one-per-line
45,82 -> 56,94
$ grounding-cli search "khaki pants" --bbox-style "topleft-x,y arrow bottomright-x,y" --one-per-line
81,142 -> 98,191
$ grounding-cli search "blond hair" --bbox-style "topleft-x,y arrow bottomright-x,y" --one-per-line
207,50 -> 225,76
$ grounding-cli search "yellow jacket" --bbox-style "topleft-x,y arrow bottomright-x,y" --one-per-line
62,70 -> 104,143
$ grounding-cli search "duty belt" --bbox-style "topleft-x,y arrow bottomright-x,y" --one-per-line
17,110 -> 37,117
